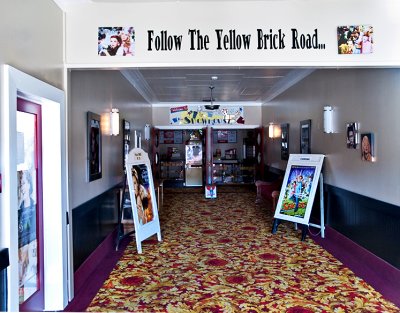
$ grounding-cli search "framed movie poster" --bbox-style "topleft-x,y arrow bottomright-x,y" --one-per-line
346,122 -> 359,149
87,112 -> 102,182
126,148 -> 162,253
274,154 -> 324,225
281,123 -> 289,160
361,133 -> 375,162
300,119 -> 311,154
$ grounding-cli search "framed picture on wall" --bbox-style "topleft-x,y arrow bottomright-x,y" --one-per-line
337,25 -> 373,55
300,119 -> 311,154
87,111 -> 102,182
361,133 -> 375,162
281,123 -> 289,160
346,122 -> 359,149
98,26 -> 135,56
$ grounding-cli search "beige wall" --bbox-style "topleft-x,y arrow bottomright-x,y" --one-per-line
69,70 -> 152,208
0,0 -> 64,89
262,68 -> 400,206
0,1 -> 65,310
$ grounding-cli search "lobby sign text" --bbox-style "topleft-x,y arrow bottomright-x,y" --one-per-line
147,28 -> 326,51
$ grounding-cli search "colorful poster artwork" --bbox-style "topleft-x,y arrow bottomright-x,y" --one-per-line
170,106 -> 245,125
279,165 -> 316,219
337,25 -> 373,54
98,26 -> 135,56
131,164 -> 154,225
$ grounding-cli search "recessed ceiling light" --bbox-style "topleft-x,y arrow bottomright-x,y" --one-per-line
211,76 -> 218,80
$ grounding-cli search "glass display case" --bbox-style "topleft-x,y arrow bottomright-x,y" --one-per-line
212,160 -> 255,185
160,160 -> 184,180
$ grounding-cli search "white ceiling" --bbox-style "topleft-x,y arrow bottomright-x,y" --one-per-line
119,67 -> 314,105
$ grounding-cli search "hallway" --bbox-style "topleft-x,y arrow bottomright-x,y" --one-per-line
67,188 -> 399,312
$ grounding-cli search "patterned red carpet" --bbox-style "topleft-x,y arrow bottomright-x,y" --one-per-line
87,189 -> 399,312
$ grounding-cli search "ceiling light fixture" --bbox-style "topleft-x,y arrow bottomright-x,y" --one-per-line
204,86 -> 220,110
204,76 -> 219,110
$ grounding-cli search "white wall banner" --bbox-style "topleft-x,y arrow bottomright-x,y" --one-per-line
65,0 -> 400,67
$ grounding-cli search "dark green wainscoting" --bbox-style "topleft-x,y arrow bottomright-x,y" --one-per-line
72,185 -> 120,271
326,184 -> 400,269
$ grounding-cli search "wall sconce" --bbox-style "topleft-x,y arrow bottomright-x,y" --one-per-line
137,132 -> 142,148
268,123 -> 281,139
323,106 -> 333,133
110,108 -> 120,136
144,124 -> 151,141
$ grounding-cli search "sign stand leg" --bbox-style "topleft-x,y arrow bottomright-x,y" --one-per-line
308,173 -> 325,238
115,173 -> 135,251
301,224 -> 308,241
272,218 -> 280,234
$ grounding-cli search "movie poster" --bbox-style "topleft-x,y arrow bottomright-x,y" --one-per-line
131,164 -> 154,225
18,169 -> 38,303
279,165 -> 316,219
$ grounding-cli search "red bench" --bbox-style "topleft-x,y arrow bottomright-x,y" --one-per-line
255,179 -> 282,209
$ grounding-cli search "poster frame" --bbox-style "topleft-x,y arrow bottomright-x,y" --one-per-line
273,154 -> 324,225
125,148 -> 162,253
87,111 -> 102,182
300,119 -> 311,154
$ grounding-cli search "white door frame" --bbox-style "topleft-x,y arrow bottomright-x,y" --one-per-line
0,65 -> 69,311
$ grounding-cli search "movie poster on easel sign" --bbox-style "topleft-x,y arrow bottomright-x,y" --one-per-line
126,148 -> 162,253
274,154 -> 324,225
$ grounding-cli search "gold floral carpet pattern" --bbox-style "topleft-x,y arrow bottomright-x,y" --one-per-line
87,191 -> 399,312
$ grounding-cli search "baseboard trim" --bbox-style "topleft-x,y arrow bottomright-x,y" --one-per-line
73,228 -> 117,295
311,225 -> 400,307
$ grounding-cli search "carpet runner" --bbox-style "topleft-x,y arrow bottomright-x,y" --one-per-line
87,189 -> 399,312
